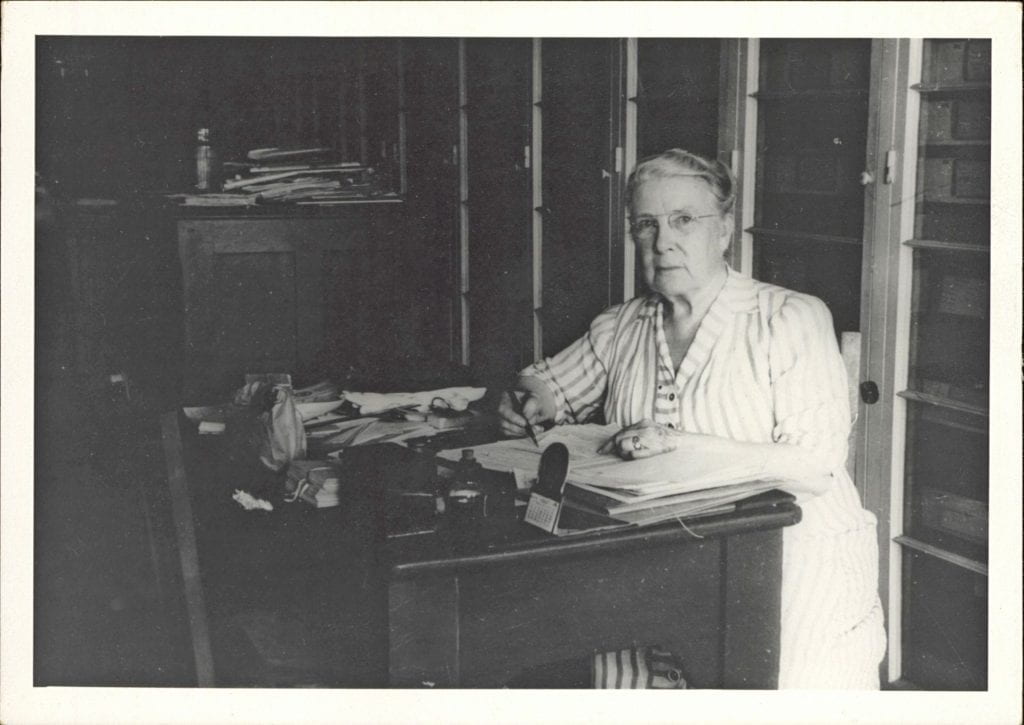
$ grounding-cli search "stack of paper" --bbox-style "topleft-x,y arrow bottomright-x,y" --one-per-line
439,424 -> 788,533
221,147 -> 377,203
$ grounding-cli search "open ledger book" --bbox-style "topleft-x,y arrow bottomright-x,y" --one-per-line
438,424 -> 791,534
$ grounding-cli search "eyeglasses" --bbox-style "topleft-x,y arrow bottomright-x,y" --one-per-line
628,211 -> 718,242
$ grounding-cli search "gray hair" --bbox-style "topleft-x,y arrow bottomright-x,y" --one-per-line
626,149 -> 736,216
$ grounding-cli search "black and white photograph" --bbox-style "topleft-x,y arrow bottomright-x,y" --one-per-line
2,2 -> 1021,724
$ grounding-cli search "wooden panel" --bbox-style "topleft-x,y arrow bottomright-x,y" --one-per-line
178,214 -> 370,399
210,251 -> 297,376
388,577 -> 460,687
455,539 -> 724,688
721,528 -> 782,688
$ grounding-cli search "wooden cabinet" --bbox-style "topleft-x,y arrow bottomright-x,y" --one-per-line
454,39 -> 733,387
177,210 -> 382,401
892,39 -> 990,690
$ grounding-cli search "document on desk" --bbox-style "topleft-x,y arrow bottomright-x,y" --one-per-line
438,423 -> 777,499
437,424 -> 615,473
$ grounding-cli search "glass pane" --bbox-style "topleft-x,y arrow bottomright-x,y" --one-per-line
753,39 -> 871,335
902,551 -> 987,690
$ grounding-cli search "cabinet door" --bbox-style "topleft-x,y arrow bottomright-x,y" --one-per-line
464,39 -> 534,388
750,39 -> 873,337
626,39 -> 724,295
178,215 -> 371,400
636,39 -> 721,162
399,39 -> 461,366
539,39 -> 618,356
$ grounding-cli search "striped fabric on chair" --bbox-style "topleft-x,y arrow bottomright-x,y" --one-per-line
592,645 -> 689,689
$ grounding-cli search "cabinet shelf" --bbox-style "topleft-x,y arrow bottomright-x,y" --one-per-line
632,91 -> 717,105
747,226 -> 861,248
894,535 -> 987,576
751,89 -> 868,100
920,196 -> 989,207
912,82 -> 990,94
898,389 -> 987,417
920,139 -> 991,148
904,238 -> 989,253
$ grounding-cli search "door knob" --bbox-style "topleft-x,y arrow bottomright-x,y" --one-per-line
859,171 -> 875,186
859,381 -> 880,404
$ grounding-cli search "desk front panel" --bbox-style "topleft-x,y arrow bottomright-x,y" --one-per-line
388,526 -> 782,688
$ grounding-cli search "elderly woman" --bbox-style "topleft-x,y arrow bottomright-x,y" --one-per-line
498,149 -> 886,689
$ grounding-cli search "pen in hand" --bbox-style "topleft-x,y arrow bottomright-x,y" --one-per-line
506,388 -> 540,447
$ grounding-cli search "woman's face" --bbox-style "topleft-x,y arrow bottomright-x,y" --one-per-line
631,175 -> 733,302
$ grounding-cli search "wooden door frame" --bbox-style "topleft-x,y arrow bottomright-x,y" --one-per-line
733,38 -> 914,683
858,38 -> 917,684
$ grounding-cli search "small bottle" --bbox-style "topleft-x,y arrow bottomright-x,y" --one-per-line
195,128 -> 213,191
448,449 -> 487,518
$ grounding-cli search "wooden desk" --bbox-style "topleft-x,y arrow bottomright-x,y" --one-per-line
177,423 -> 800,689
382,449 -> 801,689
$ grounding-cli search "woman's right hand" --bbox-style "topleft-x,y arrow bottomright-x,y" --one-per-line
498,390 -> 544,438
497,378 -> 556,438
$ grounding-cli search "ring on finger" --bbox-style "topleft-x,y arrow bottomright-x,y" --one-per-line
631,435 -> 643,451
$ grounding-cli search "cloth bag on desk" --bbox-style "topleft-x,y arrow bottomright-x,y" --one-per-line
234,381 -> 307,472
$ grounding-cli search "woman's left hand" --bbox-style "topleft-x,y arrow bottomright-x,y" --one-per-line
598,419 -> 679,460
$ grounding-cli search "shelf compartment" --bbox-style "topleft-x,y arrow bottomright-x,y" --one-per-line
899,548 -> 987,689
747,227 -> 861,247
901,396 -> 988,563
919,196 -> 990,207
895,535 -> 986,576
911,82 -> 991,94
920,139 -> 991,148
903,239 -> 989,253
751,89 -> 869,100
917,489 -> 987,546
913,201 -> 989,248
